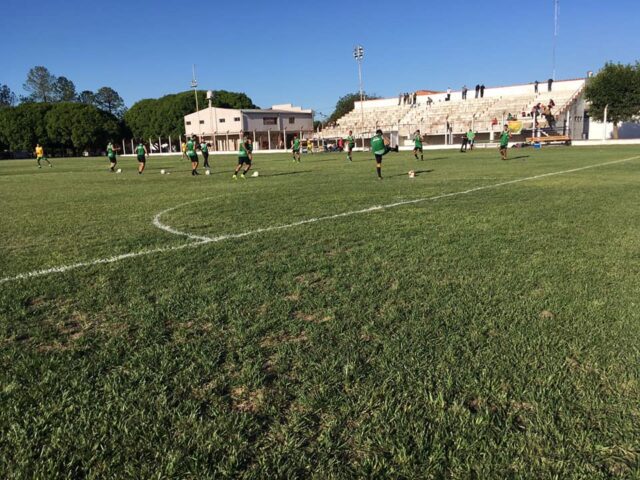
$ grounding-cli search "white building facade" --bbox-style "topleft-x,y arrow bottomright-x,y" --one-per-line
184,103 -> 313,151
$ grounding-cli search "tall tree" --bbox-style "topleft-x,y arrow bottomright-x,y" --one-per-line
327,92 -> 380,125
94,87 -> 125,117
78,90 -> 96,105
584,62 -> 640,139
0,84 -> 17,107
23,66 -> 57,103
53,76 -> 77,102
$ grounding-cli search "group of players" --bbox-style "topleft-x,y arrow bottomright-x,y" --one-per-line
34,125 -> 512,179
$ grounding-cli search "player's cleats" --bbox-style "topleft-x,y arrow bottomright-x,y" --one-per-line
240,173 -> 246,179
232,174 -> 237,180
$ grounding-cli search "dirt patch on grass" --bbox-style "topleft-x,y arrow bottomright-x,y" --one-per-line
284,293 -> 300,301
539,310 -> 555,320
231,386 -> 265,413
260,331 -> 308,348
293,311 -> 333,324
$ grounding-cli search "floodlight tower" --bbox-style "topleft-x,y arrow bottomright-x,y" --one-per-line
191,65 -> 201,141
353,45 -> 365,146
552,0 -> 559,81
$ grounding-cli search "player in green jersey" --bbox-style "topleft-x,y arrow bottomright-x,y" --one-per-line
467,129 -> 476,150
233,136 -> 253,179
186,135 -> 199,175
291,134 -> 301,162
135,141 -> 148,174
371,129 -> 399,180
107,142 -> 117,172
345,130 -> 356,162
413,130 -> 423,160
200,141 -> 210,169
499,125 -> 511,160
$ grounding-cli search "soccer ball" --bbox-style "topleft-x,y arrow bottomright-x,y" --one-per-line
408,170 -> 415,178
160,169 -> 166,174
116,168 -> 122,173
205,169 -> 211,175
252,171 -> 259,177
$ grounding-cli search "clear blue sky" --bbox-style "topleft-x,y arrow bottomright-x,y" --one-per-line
3,0 -> 639,117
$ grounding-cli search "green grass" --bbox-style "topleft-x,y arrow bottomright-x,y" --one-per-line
1,146 -> 639,478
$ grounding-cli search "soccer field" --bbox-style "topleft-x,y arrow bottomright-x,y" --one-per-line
1,146 -> 639,478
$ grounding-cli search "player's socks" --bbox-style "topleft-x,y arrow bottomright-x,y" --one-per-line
421,155 -> 423,160
376,166 -> 382,178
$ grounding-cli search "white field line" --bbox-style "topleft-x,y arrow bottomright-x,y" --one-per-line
1,155 -> 637,285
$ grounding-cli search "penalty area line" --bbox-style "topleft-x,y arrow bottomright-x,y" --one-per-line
1,154 -> 638,285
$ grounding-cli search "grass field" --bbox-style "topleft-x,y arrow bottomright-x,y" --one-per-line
1,145 -> 640,478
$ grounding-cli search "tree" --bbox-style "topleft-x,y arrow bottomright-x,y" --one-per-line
0,103 -> 52,151
94,87 -> 125,118
78,90 -> 95,105
53,76 -> 77,102
45,103 -> 121,152
0,84 -> 17,107
327,92 -> 380,125
23,66 -> 57,103
584,62 -> 640,139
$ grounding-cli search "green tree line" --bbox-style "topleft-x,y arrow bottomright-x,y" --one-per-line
0,103 -> 122,155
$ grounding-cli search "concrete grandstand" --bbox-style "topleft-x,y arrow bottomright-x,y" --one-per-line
321,79 -> 591,147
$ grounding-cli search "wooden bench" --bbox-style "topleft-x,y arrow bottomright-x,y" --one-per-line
526,135 -> 571,145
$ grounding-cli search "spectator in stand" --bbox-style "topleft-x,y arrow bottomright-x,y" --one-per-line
480,84 -> 485,98
426,96 -> 433,106
337,137 -> 344,151
534,80 -> 539,93
548,99 -> 556,109
475,84 -> 480,98
548,78 -> 553,92
462,85 -> 468,100
413,92 -> 417,104
491,117 -> 498,127
398,93 -> 402,105
446,87 -> 451,101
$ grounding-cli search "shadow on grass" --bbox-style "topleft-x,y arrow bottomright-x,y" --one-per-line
507,155 -> 530,160
261,170 -> 312,177
388,169 -> 434,178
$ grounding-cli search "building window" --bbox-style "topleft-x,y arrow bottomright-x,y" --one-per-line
186,121 -> 191,125
199,120 -> 205,124
263,117 -> 277,125
234,117 -> 241,122
289,117 -> 295,124
219,118 -> 225,123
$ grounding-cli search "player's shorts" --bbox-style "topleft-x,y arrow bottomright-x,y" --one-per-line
292,148 -> 300,154
137,155 -> 146,163
238,156 -> 251,165
499,144 -> 508,151
187,153 -> 198,161
347,144 -> 355,152
108,154 -> 116,161
202,152 -> 209,159
413,146 -> 423,152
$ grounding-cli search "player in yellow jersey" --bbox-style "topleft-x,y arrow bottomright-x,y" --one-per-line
35,144 -> 52,168
181,140 -> 187,160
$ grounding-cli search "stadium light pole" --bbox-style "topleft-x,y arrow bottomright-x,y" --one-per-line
552,0 -> 559,81
353,45 -> 365,148
191,65 -> 201,142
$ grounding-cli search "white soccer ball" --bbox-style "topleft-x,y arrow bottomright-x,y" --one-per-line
205,169 -> 211,175
408,170 -> 415,178
116,168 -> 122,173
252,171 -> 259,177
160,169 -> 166,174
